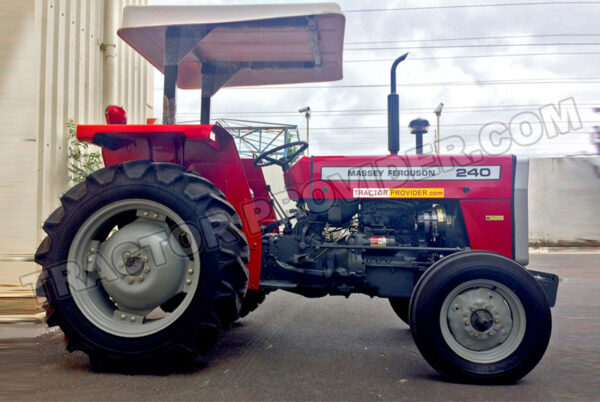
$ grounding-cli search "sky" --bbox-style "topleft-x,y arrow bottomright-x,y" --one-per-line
151,0 -> 600,157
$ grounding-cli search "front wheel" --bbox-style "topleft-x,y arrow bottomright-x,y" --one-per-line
409,251 -> 552,383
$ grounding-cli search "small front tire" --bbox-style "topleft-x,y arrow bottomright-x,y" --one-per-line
409,251 -> 552,383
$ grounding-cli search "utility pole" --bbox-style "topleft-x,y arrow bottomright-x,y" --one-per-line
434,102 -> 444,154
299,106 -> 311,155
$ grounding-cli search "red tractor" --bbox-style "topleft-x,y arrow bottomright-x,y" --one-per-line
35,3 -> 558,383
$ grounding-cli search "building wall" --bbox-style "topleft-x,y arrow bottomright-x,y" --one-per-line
529,156 -> 600,247
0,0 -> 153,287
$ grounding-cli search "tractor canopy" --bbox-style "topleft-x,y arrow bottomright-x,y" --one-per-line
117,3 -> 346,90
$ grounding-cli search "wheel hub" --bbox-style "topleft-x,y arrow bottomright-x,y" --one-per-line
470,309 -> 494,332
125,256 -> 144,276
95,218 -> 189,315
445,285 -> 514,352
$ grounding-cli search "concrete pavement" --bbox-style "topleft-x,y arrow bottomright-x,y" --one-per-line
1,253 -> 598,401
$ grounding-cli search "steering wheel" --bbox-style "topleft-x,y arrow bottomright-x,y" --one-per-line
254,141 -> 308,171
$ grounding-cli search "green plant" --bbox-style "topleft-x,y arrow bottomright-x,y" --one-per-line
67,121 -> 104,183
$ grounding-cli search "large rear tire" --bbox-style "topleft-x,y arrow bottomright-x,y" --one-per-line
409,251 -> 551,384
35,161 -> 249,371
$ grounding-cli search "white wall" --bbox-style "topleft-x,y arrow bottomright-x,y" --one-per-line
0,0 -> 153,288
529,156 -> 600,246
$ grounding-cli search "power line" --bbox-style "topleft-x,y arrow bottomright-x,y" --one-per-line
344,2 -> 600,13
345,51 -> 600,62
345,33 -> 600,45
227,78 -> 600,90
308,122 -> 598,130
175,103 -> 600,116
313,132 -> 593,138
345,43 -> 600,51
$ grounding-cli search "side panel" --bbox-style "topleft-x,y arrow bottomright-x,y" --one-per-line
460,199 -> 513,259
284,154 -> 516,259
77,124 -> 263,289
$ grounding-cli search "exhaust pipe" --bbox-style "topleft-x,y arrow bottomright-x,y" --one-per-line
387,53 -> 409,155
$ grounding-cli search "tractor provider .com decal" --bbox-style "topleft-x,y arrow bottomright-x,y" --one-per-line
321,166 -> 501,181
352,188 -> 445,198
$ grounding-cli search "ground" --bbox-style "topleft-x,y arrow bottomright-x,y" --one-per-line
1,252 -> 598,401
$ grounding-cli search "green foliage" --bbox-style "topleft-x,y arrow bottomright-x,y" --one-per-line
285,131 -> 299,155
67,121 -> 104,183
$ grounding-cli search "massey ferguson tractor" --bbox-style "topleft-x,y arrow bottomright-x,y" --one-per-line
35,3 -> 558,383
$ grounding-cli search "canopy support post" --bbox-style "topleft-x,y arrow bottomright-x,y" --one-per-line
162,26 -> 211,124
200,96 -> 211,125
200,63 -> 241,124
163,64 -> 177,125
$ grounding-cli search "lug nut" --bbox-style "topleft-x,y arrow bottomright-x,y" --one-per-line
142,256 -> 148,263
87,257 -> 93,263
153,213 -> 159,219
144,266 -> 150,273
188,268 -> 193,275
89,248 -> 95,253
185,279 -> 191,285
495,317 -> 501,323
471,307 -> 477,312
464,319 -> 470,325
485,305 -> 491,311
124,252 -> 130,259
489,330 -> 495,336
138,275 -> 144,282
120,314 -> 126,320
474,331 -> 480,337
118,261 -> 124,268
143,211 -> 149,216
120,272 -> 126,278
127,278 -> 134,285
130,316 -> 136,323
134,251 -> 140,257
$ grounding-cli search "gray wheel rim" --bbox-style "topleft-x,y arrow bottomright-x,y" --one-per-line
439,279 -> 526,364
67,199 -> 201,337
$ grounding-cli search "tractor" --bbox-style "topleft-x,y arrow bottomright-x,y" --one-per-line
35,3 -> 558,383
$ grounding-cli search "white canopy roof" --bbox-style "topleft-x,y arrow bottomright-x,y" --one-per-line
118,3 -> 345,89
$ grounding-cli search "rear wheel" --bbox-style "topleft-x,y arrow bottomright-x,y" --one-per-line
409,251 -> 551,383
35,161 -> 249,371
